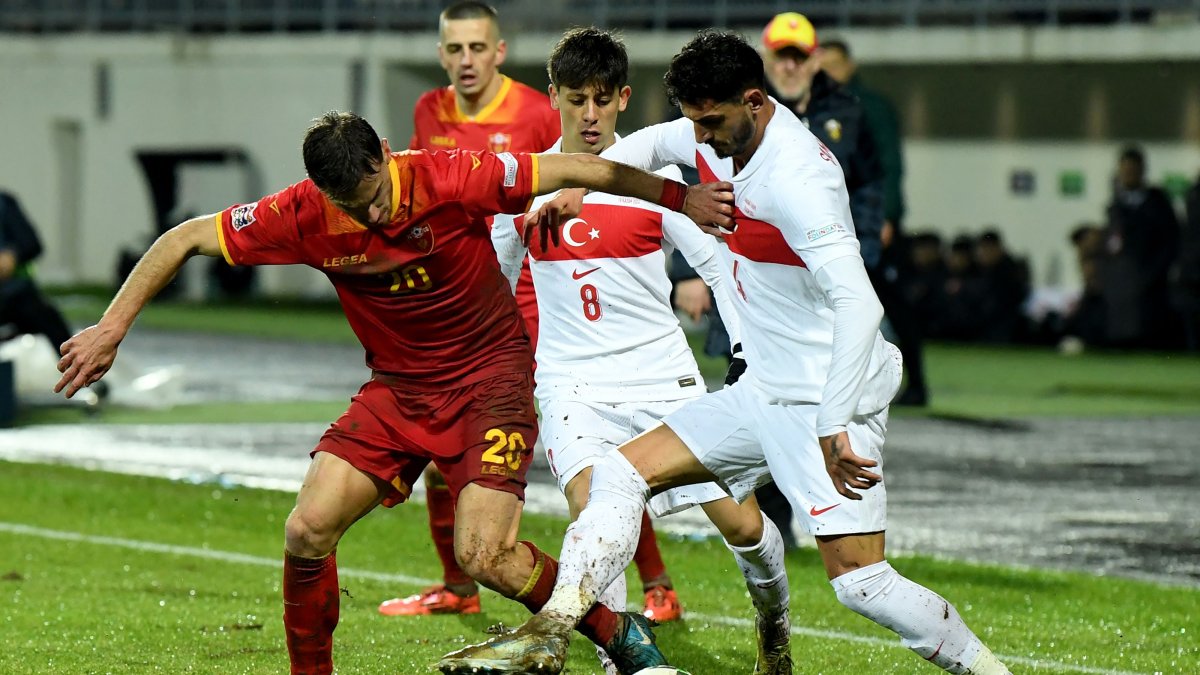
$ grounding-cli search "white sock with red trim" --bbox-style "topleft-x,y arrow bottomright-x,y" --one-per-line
831,560 -> 1009,674
542,452 -> 648,623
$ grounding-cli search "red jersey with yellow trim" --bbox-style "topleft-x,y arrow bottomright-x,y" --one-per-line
409,76 -> 559,155
216,149 -> 538,389
409,75 -> 557,350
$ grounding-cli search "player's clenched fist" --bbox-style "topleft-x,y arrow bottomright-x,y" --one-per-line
820,431 -> 881,500
682,181 -> 735,237
54,324 -> 122,399
521,188 -> 584,252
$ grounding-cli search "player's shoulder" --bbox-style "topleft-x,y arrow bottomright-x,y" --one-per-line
506,77 -> 550,102
414,86 -> 454,114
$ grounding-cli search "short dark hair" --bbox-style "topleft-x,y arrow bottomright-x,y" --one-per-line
302,111 -> 383,202
441,1 -> 497,24
1119,145 -> 1145,166
547,27 -> 628,92
822,39 -> 851,58
664,30 -> 766,107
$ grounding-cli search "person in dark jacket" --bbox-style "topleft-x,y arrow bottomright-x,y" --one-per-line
0,190 -> 73,352
761,16 -> 928,406
1173,174 -> 1200,350
1104,146 -> 1180,348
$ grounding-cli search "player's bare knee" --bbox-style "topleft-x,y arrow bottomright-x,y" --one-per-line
454,540 -> 507,589
717,510 -> 764,548
284,508 -> 340,558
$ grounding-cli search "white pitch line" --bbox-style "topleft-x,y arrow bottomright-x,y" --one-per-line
0,521 -> 1147,675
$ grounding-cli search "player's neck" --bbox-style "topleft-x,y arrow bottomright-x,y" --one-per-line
456,74 -> 506,118
733,100 -> 775,173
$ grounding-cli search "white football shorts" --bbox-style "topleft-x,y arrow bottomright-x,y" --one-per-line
539,397 -> 730,517
662,380 -> 890,536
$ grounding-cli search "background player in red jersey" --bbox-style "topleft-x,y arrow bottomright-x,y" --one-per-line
54,111 -> 732,675
386,0 -> 686,622
388,0 -> 554,619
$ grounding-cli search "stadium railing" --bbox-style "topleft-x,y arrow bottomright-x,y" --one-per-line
2,0 -> 1199,34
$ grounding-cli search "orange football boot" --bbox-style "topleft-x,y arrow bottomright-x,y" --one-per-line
378,585 -> 481,616
641,585 -> 683,623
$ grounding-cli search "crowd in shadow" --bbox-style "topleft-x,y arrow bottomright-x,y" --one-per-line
900,148 -> 1200,352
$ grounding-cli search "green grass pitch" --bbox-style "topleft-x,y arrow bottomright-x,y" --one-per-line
2,461 -> 1196,674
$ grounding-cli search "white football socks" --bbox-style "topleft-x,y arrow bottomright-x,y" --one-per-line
831,560 -> 1009,674
724,513 -> 790,619
543,452 -> 649,623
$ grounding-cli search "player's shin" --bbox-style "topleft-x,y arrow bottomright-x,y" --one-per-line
725,514 -> 790,619
282,550 -> 340,675
513,540 -> 621,648
541,452 -> 650,624
832,561 -> 1011,675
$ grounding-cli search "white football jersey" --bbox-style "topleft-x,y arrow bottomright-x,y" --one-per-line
493,140 -> 739,404
601,106 -> 899,434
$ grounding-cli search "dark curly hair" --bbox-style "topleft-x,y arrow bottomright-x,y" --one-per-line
664,30 -> 766,107
548,27 -> 628,93
302,111 -> 383,202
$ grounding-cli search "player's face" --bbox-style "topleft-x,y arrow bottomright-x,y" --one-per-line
327,146 -> 394,228
550,82 -> 631,154
764,46 -> 820,100
438,18 -> 506,98
821,49 -> 853,85
681,98 -> 757,159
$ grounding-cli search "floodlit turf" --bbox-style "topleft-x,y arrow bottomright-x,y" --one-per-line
50,293 -> 1200,422
1,461 -> 1196,674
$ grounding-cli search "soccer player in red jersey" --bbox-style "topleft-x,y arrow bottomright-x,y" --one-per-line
54,111 -> 732,675
384,0 -> 686,622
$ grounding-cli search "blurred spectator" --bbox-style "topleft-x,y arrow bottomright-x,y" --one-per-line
903,232 -> 948,328
1103,145 -> 1180,348
1061,224 -> 1108,347
823,37 -> 928,406
821,39 -> 905,241
972,229 -> 1031,343
937,234 -> 983,340
761,15 -> 928,405
1172,174 -> 1200,350
0,190 -> 73,353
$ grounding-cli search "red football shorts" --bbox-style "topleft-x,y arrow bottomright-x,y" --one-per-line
314,370 -> 537,507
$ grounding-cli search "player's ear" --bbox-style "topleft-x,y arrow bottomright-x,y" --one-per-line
744,88 -> 766,112
548,84 -> 561,110
495,39 -> 507,67
617,85 -> 632,112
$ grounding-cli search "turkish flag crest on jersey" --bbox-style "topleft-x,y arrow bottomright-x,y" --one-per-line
488,132 -> 512,153
406,224 -> 435,253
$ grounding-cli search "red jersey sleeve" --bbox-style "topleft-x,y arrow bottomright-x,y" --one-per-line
424,150 -> 538,219
216,181 -> 314,266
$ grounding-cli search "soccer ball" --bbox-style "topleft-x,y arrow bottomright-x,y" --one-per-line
634,668 -> 692,675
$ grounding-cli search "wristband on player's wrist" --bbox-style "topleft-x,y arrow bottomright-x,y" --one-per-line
657,180 -> 688,212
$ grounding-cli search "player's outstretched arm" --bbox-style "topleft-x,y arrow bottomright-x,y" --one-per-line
527,153 -> 734,249
54,215 -> 224,398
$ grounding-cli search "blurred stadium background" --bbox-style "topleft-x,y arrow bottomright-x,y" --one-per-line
2,3 -> 1199,673
1,0 -> 1198,302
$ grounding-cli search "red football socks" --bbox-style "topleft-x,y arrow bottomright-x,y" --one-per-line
425,471 -> 474,589
633,510 -> 671,589
282,550 -> 339,675
515,540 -> 619,647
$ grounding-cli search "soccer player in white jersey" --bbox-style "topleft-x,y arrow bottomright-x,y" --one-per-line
438,31 -> 1013,675
472,27 -> 791,675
